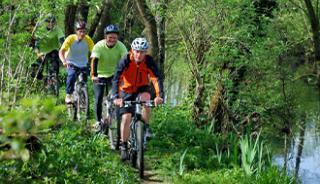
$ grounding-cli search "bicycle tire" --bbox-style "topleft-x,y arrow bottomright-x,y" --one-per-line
67,103 -> 77,120
101,95 -> 121,150
135,120 -> 145,178
115,107 -> 121,150
106,103 -> 121,150
53,77 -> 59,97
76,86 -> 89,121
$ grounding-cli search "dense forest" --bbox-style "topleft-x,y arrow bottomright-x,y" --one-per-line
0,0 -> 319,183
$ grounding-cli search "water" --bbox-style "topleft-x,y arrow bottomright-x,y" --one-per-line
272,81 -> 320,184
273,117 -> 320,184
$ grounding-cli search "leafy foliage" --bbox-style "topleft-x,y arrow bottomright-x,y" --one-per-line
0,97 -> 64,161
0,121 -> 139,183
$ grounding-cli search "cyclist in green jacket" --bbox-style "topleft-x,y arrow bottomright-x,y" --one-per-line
90,24 -> 127,133
33,14 -> 64,80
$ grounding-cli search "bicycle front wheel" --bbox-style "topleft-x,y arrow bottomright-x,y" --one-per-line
76,86 -> 89,121
135,120 -> 145,178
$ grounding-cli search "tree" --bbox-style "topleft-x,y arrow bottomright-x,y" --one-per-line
77,0 -> 90,22
92,0 -> 113,43
302,0 -> 320,87
153,0 -> 168,79
134,0 -> 160,72
64,2 -> 77,36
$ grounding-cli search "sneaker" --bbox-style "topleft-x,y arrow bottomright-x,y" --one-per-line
65,94 -> 73,104
120,143 -> 128,161
94,121 -> 103,133
145,126 -> 153,141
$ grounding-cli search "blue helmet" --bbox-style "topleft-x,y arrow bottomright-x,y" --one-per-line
131,38 -> 149,51
104,24 -> 119,34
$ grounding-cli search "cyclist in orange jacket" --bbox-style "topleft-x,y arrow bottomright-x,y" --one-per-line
112,38 -> 164,160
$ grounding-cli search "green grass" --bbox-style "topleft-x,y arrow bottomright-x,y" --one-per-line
0,119 -> 139,183
0,98 -> 297,183
145,105 -> 297,184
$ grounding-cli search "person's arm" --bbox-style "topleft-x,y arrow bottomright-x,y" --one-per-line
59,35 -> 74,67
146,56 -> 164,106
59,37 -> 65,45
90,57 -> 99,80
57,27 -> 65,45
146,56 -> 164,98
111,55 -> 128,100
33,39 -> 45,61
59,48 -> 68,67
90,42 -> 100,80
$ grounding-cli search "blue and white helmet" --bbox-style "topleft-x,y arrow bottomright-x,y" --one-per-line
131,38 -> 149,51
104,24 -> 119,34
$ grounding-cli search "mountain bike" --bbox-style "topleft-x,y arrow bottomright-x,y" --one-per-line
124,100 -> 154,179
101,94 -> 121,150
67,65 -> 89,122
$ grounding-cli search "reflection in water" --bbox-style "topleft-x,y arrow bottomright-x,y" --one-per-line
271,76 -> 320,183
294,119 -> 306,178
283,134 -> 288,172
273,115 -> 320,184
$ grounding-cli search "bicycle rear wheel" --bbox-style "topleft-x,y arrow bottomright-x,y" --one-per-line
76,86 -> 89,121
135,120 -> 145,178
45,75 -> 59,97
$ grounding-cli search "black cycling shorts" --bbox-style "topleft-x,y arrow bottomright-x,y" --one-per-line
119,86 -> 151,115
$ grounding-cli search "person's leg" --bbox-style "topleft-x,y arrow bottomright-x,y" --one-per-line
137,87 -> 153,140
93,82 -> 105,122
65,67 -> 76,103
120,113 -> 132,143
119,92 -> 135,161
47,51 -> 59,76
80,67 -> 88,82
139,92 -> 151,123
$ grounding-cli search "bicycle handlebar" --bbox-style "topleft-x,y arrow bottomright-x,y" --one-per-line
123,100 -> 155,107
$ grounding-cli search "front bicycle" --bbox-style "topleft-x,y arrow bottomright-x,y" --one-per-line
124,100 -> 154,179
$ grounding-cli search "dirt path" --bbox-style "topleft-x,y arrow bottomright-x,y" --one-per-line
141,158 -> 165,184
142,169 -> 164,184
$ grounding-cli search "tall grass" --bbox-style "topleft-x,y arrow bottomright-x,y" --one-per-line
179,148 -> 189,175
240,132 -> 270,175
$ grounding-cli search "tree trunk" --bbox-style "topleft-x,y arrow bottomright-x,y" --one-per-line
78,0 -> 90,22
134,0 -> 160,70
192,75 -> 205,127
93,0 -> 113,43
304,0 -> 320,60
65,3 -> 78,36
88,4 -> 103,38
153,0 -> 167,79
120,0 -> 135,45
303,0 -> 320,86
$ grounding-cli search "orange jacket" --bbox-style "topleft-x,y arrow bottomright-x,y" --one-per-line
111,52 -> 164,98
